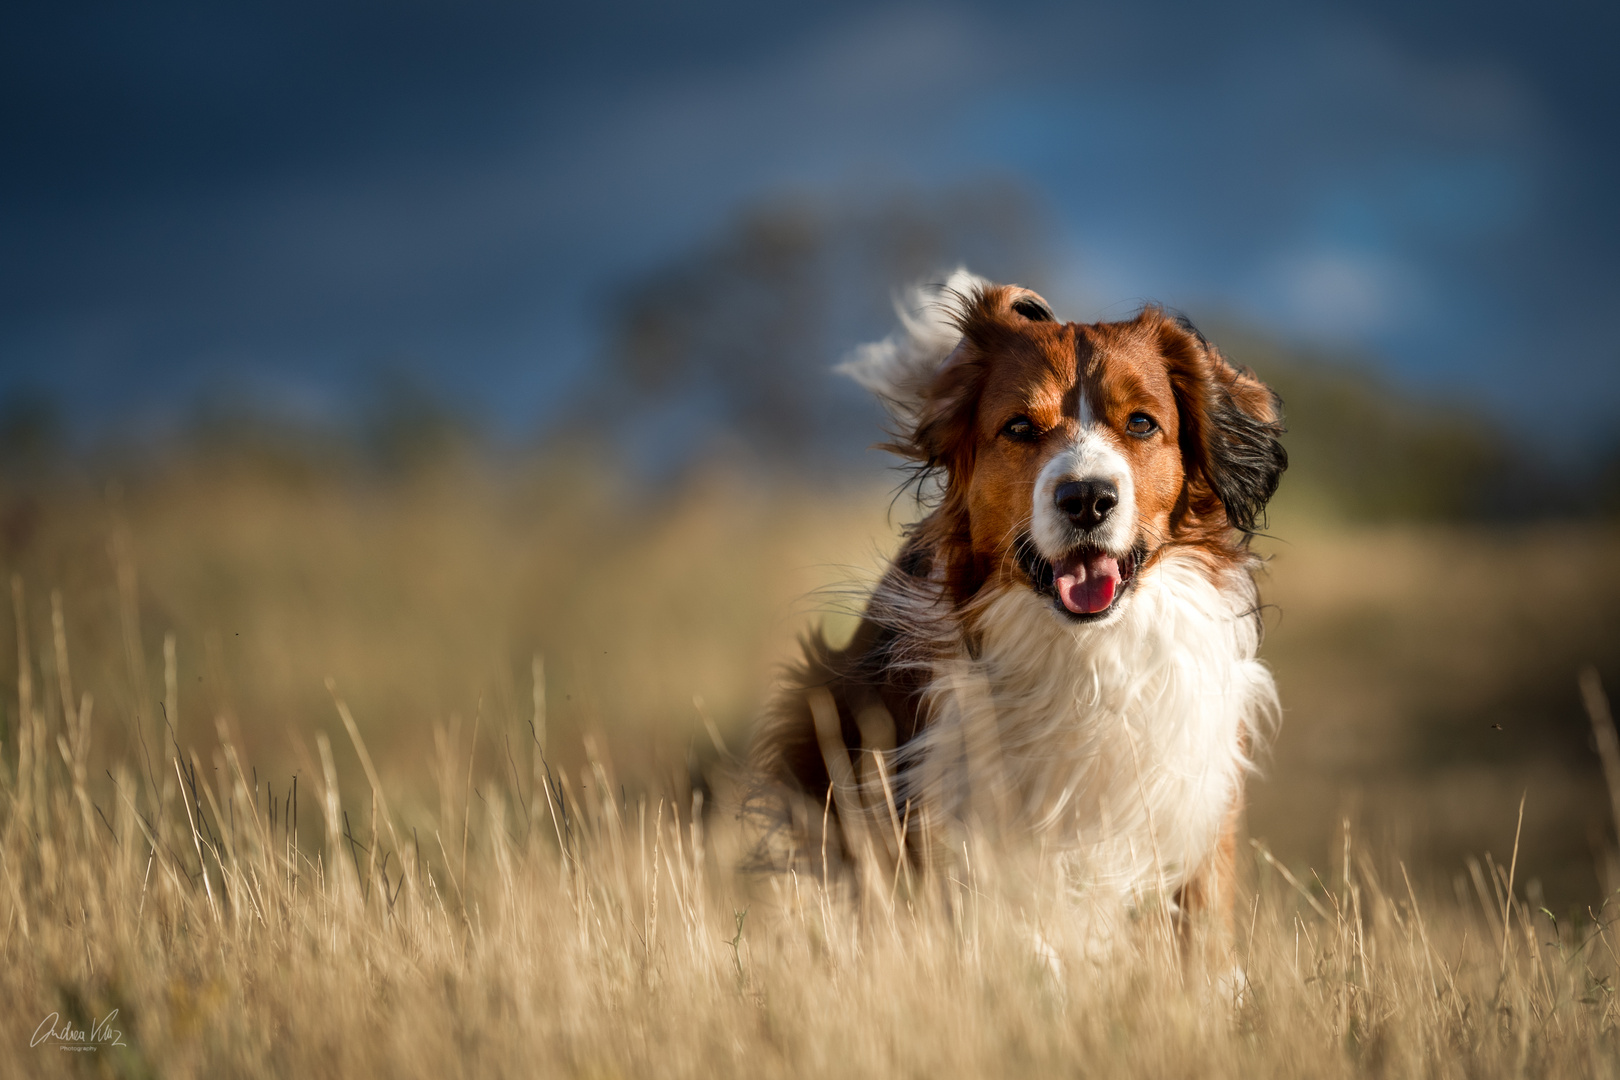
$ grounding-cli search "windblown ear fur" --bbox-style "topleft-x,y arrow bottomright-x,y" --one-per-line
1158,312 -> 1288,536
835,268 -> 991,427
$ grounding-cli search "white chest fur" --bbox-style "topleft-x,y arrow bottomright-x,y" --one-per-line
899,551 -> 1277,899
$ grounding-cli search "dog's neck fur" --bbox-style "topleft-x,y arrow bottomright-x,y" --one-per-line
895,550 -> 1277,899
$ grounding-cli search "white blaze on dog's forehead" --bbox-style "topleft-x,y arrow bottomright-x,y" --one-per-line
1076,372 -> 1094,428
1075,338 -> 1110,430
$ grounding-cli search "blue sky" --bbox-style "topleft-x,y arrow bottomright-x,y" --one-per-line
3,0 -> 1615,452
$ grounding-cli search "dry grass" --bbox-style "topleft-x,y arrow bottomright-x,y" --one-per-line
3,458 -> 1620,1077
7,676 -> 1620,1079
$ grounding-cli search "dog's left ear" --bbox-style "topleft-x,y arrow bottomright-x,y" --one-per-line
1156,312 -> 1287,536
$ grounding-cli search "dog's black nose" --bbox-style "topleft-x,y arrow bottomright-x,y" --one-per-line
1055,480 -> 1118,530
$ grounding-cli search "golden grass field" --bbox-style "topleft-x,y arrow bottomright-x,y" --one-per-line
3,455 -> 1620,1077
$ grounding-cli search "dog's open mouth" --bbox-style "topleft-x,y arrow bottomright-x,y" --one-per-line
1015,536 -> 1141,619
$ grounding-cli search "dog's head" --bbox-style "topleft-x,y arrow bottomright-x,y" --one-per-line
843,271 -> 1286,622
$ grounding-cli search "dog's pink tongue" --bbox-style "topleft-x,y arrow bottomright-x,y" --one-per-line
1053,551 -> 1121,614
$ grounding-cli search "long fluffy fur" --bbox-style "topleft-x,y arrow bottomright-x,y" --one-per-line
833,267 -> 990,427
899,554 -> 1277,900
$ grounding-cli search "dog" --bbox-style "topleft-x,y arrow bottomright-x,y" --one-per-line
747,270 -> 1286,937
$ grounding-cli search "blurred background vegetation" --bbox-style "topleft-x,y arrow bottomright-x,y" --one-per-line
2,191 -> 1618,909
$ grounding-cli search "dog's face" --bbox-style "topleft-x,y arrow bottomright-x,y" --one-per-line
909,284 -> 1286,622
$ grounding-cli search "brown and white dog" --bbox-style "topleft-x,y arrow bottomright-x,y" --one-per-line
748,270 -> 1286,932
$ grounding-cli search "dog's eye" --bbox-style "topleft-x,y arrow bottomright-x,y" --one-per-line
1010,297 -> 1054,322
1001,416 -> 1038,440
1126,413 -> 1158,437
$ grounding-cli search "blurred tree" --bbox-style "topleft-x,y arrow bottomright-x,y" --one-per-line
185,387 -> 352,486
599,181 -> 1050,471
1595,442 -> 1620,517
0,387 -> 62,560
363,367 -> 480,476
1214,329 -> 1533,522
0,388 -> 62,479
180,365 -> 478,482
